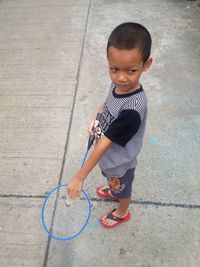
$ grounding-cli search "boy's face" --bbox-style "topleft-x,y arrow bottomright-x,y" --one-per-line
107,46 -> 152,94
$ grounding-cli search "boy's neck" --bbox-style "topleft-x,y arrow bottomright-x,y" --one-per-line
115,83 -> 141,95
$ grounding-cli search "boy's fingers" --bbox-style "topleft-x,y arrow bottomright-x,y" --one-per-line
88,121 -> 95,135
88,129 -> 93,136
67,189 -> 76,199
67,186 -> 81,199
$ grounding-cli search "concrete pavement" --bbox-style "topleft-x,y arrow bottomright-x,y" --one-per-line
0,0 -> 200,266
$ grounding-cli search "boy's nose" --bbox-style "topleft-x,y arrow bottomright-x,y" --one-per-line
117,73 -> 127,83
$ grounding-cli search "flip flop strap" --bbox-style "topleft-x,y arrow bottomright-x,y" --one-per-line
102,187 -> 110,193
106,209 -> 124,222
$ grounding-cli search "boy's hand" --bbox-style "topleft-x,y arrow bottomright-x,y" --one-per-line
88,117 -> 96,136
88,114 -> 102,140
88,104 -> 104,136
67,173 -> 84,199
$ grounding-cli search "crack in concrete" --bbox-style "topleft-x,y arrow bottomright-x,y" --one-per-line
1,194 -> 200,210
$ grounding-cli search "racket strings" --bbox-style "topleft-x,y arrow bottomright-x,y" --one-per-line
43,187 -> 90,239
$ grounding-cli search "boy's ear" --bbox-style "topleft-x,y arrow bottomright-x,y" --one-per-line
143,57 -> 153,72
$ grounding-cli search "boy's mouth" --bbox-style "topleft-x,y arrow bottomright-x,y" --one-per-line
116,84 -> 130,88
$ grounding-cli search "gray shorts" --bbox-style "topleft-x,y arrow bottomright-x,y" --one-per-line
102,168 -> 135,199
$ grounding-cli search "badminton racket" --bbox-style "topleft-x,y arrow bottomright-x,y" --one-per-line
41,113 -> 102,241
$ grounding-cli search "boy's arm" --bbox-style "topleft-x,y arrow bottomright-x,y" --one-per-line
67,135 -> 112,199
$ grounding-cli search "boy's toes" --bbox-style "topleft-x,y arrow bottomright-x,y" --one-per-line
100,214 -> 107,221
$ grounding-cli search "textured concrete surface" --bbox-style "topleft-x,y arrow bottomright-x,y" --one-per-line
0,0 -> 200,267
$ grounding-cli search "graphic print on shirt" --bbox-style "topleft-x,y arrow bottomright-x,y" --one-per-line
108,177 -> 125,193
98,104 -> 115,139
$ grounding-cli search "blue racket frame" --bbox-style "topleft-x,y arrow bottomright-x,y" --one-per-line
41,183 -> 92,241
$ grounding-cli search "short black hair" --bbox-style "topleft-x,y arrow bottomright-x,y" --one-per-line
107,22 -> 152,62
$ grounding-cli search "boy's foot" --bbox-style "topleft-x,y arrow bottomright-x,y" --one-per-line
96,185 -> 117,200
100,209 -> 131,228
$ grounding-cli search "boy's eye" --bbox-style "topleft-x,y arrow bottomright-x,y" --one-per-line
128,69 -> 137,74
110,67 -> 118,72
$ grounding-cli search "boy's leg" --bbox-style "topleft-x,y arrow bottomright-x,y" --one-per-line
117,196 -> 131,216
100,168 -> 135,228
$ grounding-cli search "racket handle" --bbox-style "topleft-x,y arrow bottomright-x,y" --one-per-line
87,112 -> 102,150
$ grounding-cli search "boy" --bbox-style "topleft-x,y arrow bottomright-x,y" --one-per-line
67,22 -> 152,228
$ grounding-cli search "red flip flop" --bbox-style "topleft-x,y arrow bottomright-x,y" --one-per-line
96,185 -> 117,200
100,209 -> 131,229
